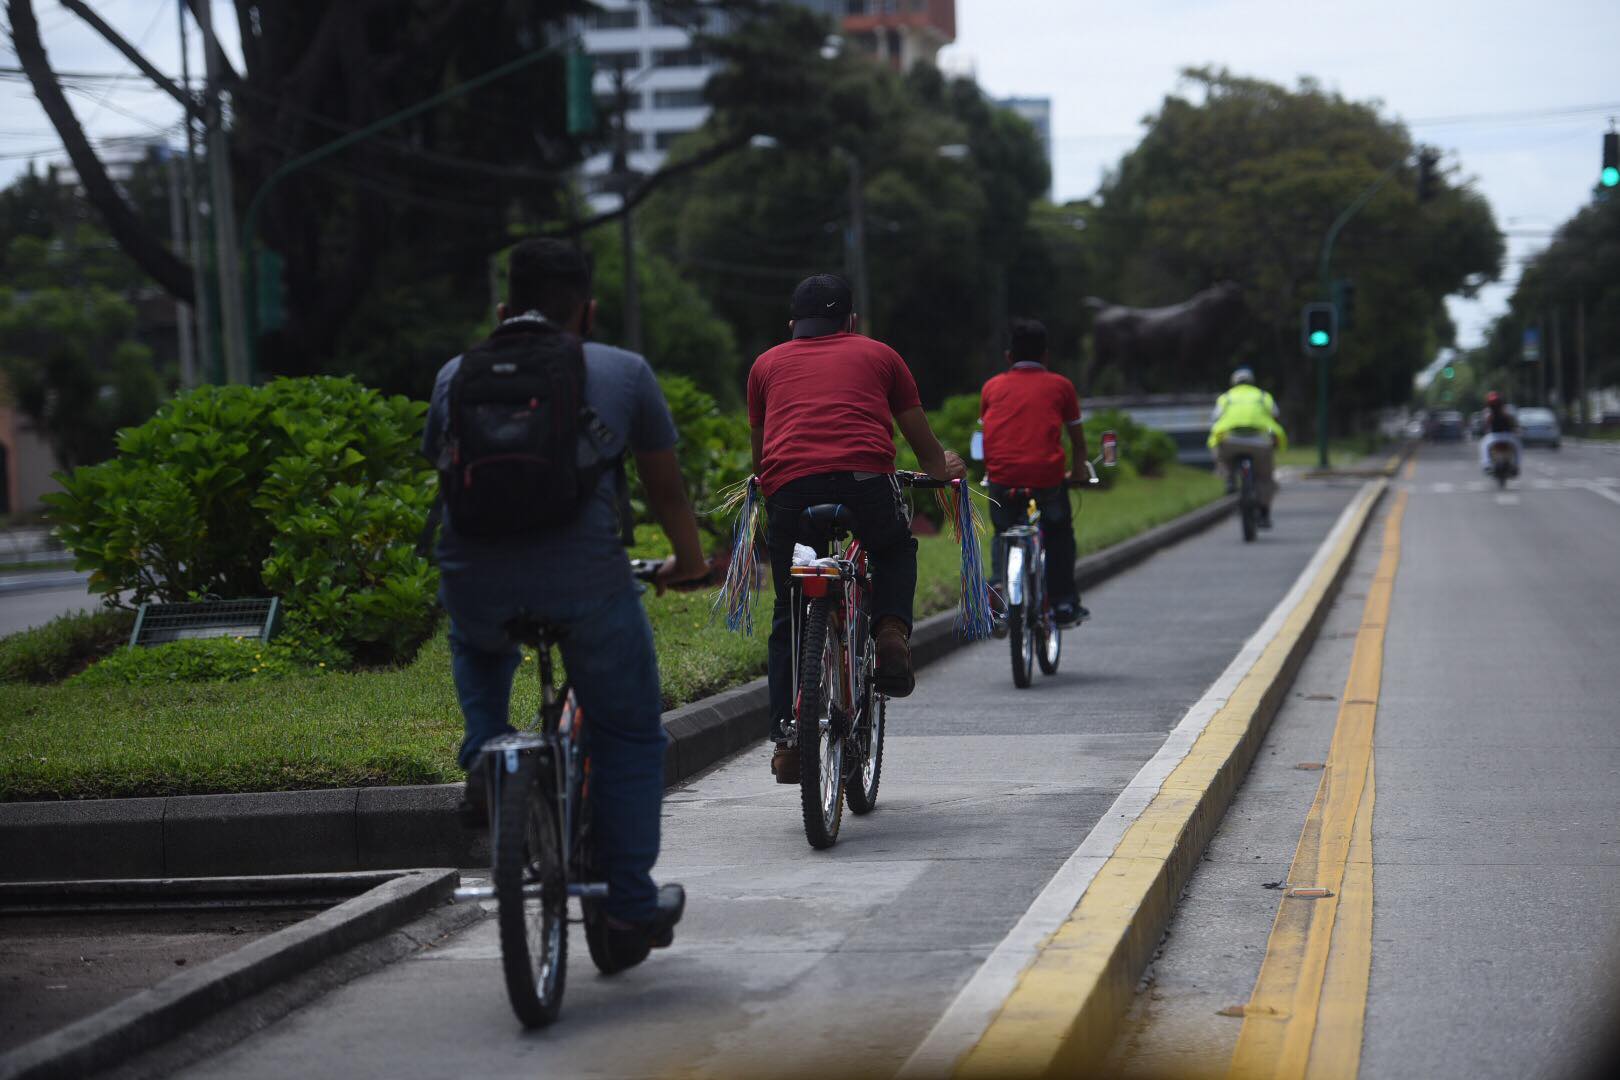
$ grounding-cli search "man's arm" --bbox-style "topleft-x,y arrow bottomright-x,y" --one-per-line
1066,420 -> 1090,482
750,425 -> 764,477
635,448 -> 709,594
894,406 -> 966,481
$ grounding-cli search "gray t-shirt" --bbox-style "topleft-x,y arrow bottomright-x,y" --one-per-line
423,336 -> 678,599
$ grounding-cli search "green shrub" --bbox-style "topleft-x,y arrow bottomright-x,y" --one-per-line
71,637 -> 319,687
46,377 -> 437,666
0,609 -> 135,684
639,375 -> 752,540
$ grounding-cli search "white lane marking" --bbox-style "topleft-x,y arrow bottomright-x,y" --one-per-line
1432,482 -> 1456,493
1495,494 -> 1520,506
1577,481 -> 1620,508
896,484 -> 1380,1080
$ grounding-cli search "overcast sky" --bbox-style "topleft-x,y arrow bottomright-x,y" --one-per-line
3,1 -> 1618,349
947,0 -> 1620,348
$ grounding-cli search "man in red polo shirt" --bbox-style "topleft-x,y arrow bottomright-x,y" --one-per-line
980,318 -> 1090,626
748,273 -> 965,778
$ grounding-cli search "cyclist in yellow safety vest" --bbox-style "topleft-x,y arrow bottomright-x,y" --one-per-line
1208,367 -> 1288,529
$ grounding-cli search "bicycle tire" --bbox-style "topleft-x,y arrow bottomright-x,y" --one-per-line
494,757 -> 568,1028
797,598 -> 845,848
1239,462 -> 1258,543
1034,548 -> 1061,676
846,679 -> 885,815
1009,602 -> 1033,688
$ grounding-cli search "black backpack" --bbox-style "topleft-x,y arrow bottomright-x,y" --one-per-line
433,315 -> 627,541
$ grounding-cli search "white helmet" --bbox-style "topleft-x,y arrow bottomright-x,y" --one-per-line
1231,367 -> 1255,386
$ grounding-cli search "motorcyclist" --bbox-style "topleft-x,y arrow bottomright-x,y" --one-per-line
1478,391 -> 1521,474
1208,367 -> 1288,528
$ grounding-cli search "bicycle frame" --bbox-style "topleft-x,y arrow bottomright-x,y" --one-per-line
787,537 -> 870,743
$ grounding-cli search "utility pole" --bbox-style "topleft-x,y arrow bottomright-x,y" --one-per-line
1576,297 -> 1589,435
177,0 -> 212,385
163,150 -> 196,388
196,0 -> 248,384
612,68 -> 643,355
1551,307 -> 1564,412
842,150 -> 871,333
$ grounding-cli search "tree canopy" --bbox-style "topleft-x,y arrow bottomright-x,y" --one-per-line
1089,69 -> 1503,428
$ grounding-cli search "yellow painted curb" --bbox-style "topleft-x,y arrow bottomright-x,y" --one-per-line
1229,490 -> 1407,1080
953,479 -> 1390,1080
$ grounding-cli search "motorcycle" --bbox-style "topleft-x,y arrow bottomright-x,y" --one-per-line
1486,437 -> 1518,489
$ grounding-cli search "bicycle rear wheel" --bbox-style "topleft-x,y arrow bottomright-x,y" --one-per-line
797,598 -> 845,848
1239,462 -> 1258,543
1009,599 -> 1034,689
494,757 -> 568,1028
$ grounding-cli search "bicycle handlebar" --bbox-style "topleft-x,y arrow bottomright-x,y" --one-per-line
894,471 -> 954,490
628,558 -> 717,590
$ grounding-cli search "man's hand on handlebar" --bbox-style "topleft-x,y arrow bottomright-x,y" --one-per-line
937,450 -> 968,482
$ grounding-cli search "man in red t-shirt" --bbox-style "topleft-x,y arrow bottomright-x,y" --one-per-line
980,318 -> 1089,626
748,273 -> 965,779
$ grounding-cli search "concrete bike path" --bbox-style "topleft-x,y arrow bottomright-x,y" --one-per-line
1111,441 -> 1620,1080
174,482 -> 1361,1080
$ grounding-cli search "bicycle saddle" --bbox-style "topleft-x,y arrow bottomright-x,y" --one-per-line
799,503 -> 858,542
501,612 -> 564,649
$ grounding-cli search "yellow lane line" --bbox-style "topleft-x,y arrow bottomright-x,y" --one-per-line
1402,455 -> 1417,481
953,481 -> 1388,1080
1228,491 -> 1407,1080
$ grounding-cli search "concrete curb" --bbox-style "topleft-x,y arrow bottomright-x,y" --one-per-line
944,479 -> 1389,1078
0,869 -> 457,1080
1,494 -> 1236,882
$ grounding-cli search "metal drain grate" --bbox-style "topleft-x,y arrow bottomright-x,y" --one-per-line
129,598 -> 282,647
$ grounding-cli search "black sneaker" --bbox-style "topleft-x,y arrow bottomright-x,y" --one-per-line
456,771 -> 489,829
1258,509 -> 1274,529
589,884 -> 686,975
1053,602 -> 1091,627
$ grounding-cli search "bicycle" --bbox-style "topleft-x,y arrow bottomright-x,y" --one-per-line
451,558 -> 681,1028
1219,430 -> 1270,543
992,467 -> 1101,689
785,471 -> 951,849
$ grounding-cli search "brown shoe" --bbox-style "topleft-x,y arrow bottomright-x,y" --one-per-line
770,742 -> 799,784
873,616 -> 915,698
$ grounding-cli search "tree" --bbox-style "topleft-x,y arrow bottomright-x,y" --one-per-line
1088,69 -> 1503,430
0,278 -> 161,468
639,5 -> 1051,404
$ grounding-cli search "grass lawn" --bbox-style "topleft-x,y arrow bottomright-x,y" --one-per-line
0,466 -> 1222,800
1274,437 -> 1394,469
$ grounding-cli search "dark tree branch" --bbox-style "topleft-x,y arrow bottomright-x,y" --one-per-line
6,0 -> 195,302
58,0 -> 202,120
183,0 -> 242,84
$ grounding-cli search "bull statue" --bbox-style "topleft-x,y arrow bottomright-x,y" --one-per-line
1085,282 -> 1247,391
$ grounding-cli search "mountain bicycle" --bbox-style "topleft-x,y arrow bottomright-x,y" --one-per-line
785,472 -> 951,849
451,559 -> 690,1028
1219,430 -> 1270,543
993,469 -> 1099,688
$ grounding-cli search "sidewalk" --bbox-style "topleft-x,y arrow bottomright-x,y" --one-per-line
170,483 -> 1362,1080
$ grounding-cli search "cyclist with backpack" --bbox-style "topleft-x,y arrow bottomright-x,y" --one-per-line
423,238 -> 708,968
1209,366 -> 1287,529
980,318 -> 1090,628
748,273 -> 966,781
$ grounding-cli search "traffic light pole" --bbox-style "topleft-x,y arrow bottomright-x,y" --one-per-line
1315,158 -> 1403,467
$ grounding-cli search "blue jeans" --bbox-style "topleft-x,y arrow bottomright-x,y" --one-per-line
439,570 -> 666,922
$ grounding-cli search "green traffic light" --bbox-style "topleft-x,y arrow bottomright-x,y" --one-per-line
1308,330 -> 1330,347
1603,166 -> 1620,188
1443,366 -> 1455,379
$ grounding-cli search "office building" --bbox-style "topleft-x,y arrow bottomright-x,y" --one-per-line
998,96 -> 1052,199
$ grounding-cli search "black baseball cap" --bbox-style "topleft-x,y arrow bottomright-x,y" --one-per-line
790,273 -> 853,320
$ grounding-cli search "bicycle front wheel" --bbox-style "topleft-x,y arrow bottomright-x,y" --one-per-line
494,757 -> 568,1028
797,598 -> 845,849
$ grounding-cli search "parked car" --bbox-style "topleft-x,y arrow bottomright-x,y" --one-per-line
1428,410 -> 1465,441
1517,407 -> 1562,449
1468,410 -> 1486,438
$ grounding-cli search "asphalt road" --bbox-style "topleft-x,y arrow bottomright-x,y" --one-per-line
1114,439 -> 1620,1079
0,577 -> 100,637
171,482 -> 1359,1080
